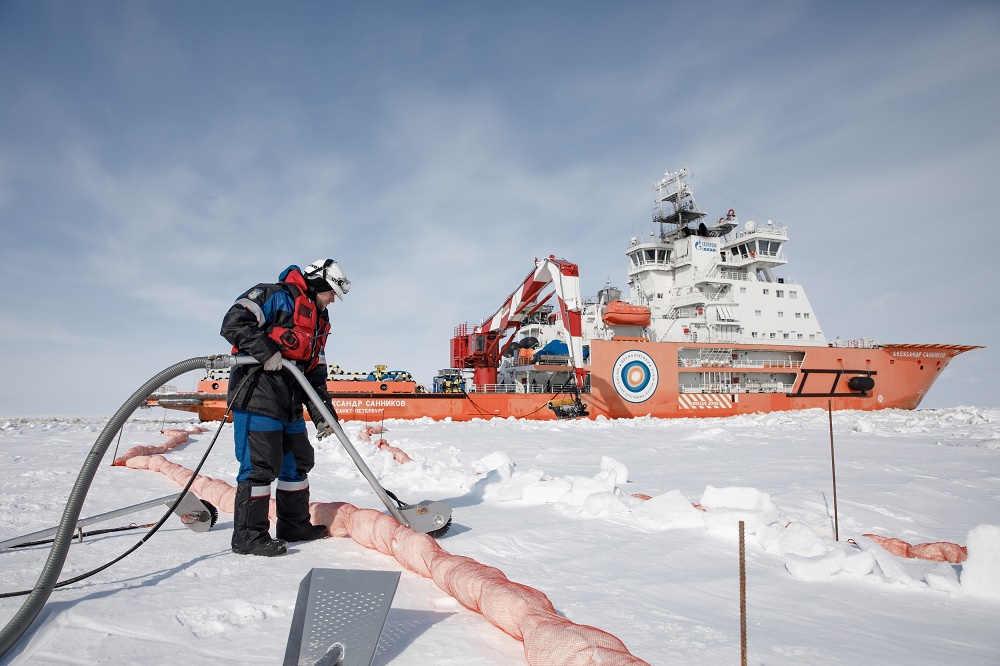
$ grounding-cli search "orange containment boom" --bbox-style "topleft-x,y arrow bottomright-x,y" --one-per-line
862,533 -> 967,563
112,427 -> 206,466
120,441 -> 649,665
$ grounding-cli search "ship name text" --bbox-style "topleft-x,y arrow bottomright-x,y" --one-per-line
332,398 -> 408,411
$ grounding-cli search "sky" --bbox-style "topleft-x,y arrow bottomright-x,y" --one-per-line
1,1 -> 998,415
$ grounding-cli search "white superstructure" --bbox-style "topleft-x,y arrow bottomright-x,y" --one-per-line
581,167 -> 828,346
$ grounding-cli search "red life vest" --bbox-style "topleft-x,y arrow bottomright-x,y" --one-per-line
232,269 -> 330,372
268,284 -> 330,371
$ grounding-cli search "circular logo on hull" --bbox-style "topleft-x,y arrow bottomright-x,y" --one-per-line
613,350 -> 658,403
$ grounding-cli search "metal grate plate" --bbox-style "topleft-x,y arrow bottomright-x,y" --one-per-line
283,568 -> 400,666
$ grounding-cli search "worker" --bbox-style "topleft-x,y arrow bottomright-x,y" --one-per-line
220,259 -> 350,556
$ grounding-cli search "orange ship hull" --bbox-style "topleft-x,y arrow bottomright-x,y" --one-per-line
147,340 -> 978,422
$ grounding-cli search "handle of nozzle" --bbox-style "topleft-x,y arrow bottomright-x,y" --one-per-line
217,354 -> 411,528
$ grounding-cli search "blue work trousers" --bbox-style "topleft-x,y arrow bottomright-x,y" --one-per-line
232,411 -> 314,485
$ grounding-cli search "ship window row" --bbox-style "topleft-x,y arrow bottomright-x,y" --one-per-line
728,239 -> 782,259
761,289 -> 798,298
754,310 -> 810,318
629,248 -> 671,267
750,332 -> 816,340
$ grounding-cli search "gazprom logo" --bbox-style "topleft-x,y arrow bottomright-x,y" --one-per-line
612,350 -> 658,403
694,240 -> 717,252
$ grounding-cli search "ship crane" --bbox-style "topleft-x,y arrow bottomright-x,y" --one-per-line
451,255 -> 589,418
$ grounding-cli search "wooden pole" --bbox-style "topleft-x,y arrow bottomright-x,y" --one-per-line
828,400 -> 839,542
739,520 -> 747,666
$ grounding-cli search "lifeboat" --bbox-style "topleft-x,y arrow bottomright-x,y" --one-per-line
602,300 -> 651,327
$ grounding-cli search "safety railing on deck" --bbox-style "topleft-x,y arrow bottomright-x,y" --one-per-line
828,338 -> 881,349
679,381 -> 794,394
679,358 -> 803,369
473,383 -> 590,395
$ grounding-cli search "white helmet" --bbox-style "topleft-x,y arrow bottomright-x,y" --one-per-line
304,259 -> 351,300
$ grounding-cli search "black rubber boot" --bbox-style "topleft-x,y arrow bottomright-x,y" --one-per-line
232,481 -> 287,556
275,486 -> 329,542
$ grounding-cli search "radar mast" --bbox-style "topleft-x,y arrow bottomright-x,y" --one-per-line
652,167 -> 706,240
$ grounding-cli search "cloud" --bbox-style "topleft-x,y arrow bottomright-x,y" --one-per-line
2,2 -> 998,413
0,315 -> 109,347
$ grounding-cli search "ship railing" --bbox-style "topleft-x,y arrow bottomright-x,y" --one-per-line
731,224 -> 788,239
686,330 -> 744,344
678,358 -> 727,368
671,292 -> 737,308
475,384 -> 520,394
714,269 -> 750,281
680,358 -> 802,369
513,357 -> 574,367
474,383 -> 590,395
828,338 -> 881,349
721,251 -> 788,267
679,381 -> 794,394
734,359 -> 803,369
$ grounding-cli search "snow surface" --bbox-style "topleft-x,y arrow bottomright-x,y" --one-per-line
1,407 -> 999,665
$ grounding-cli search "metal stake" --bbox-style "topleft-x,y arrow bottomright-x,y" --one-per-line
828,400 -> 840,541
739,520 -> 747,666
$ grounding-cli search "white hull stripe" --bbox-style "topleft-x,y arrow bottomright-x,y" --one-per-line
277,478 -> 310,492
678,394 -> 734,409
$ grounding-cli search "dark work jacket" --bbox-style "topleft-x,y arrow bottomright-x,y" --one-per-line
220,266 -> 336,423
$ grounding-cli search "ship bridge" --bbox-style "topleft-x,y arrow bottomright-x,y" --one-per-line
603,168 -> 829,346
720,220 -> 789,269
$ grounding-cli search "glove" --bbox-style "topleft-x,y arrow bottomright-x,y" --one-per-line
263,352 -> 283,372
315,420 -> 334,440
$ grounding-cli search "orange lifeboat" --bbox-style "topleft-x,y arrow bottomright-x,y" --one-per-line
602,300 -> 651,326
